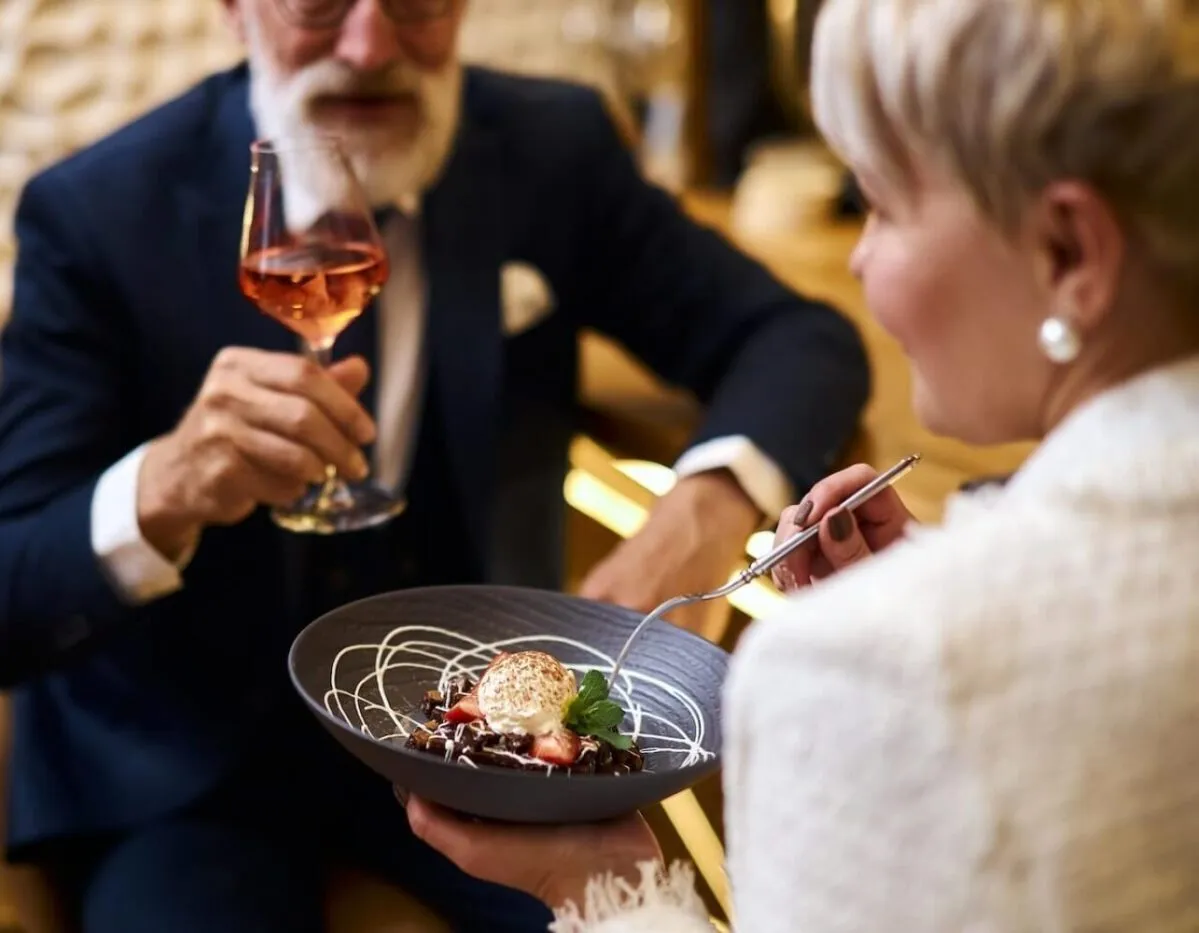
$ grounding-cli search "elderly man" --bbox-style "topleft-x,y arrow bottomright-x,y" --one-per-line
0,0 -> 868,930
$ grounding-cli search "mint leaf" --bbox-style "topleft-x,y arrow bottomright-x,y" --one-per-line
563,694 -> 585,725
564,670 -> 609,724
576,670 -> 609,706
591,727 -> 633,751
563,670 -> 634,750
585,700 -> 625,730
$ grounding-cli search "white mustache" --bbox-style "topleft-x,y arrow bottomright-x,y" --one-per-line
287,59 -> 426,109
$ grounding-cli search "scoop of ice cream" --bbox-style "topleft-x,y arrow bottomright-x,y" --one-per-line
476,651 -> 577,737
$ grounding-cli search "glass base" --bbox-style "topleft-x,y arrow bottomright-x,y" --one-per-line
270,478 -> 406,534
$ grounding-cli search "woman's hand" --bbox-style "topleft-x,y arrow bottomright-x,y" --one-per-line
771,463 -> 915,591
404,793 -> 663,910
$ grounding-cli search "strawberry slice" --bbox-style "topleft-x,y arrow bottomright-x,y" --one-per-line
442,653 -> 512,725
444,693 -> 482,723
531,729 -> 581,766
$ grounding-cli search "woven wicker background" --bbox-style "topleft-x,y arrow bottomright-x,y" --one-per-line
0,0 -> 624,325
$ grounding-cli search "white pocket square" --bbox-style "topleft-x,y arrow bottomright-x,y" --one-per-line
500,261 -> 556,335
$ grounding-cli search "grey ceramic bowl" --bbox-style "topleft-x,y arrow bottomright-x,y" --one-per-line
288,585 -> 728,823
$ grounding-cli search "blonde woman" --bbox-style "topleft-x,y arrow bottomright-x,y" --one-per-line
400,0 -> 1199,929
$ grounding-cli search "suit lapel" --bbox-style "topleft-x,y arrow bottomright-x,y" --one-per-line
421,107 -> 510,565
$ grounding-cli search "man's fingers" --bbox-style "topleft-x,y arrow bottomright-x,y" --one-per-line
578,562 -> 618,604
247,352 -> 376,446
578,551 -> 652,609
229,420 -> 328,485
197,448 -> 310,523
230,383 -> 369,481
327,355 -> 371,398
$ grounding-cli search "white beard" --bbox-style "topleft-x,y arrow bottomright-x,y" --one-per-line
244,12 -> 462,230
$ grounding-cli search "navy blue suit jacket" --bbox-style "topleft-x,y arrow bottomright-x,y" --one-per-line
0,64 -> 869,851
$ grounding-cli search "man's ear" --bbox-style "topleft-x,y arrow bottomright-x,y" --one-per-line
219,0 -> 248,43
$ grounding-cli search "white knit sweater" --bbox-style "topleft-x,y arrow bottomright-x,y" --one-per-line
560,355 -> 1199,932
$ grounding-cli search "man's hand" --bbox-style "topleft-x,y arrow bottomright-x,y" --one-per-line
579,471 -> 759,640
137,347 -> 377,560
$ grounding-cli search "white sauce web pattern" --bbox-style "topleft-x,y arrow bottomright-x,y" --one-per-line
324,625 -> 715,772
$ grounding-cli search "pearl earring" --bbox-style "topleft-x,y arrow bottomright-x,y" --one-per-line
1038,315 -> 1082,364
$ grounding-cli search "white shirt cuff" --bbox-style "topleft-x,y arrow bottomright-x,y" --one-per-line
673,435 -> 795,520
90,443 -> 194,605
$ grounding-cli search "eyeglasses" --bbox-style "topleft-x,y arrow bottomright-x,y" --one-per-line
276,0 -> 452,30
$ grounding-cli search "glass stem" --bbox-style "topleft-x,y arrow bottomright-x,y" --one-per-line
303,339 -> 334,369
302,339 -> 347,510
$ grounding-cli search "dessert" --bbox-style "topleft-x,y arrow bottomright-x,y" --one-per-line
404,650 -> 645,775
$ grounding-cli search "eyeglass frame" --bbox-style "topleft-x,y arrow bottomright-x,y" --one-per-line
274,0 -> 454,30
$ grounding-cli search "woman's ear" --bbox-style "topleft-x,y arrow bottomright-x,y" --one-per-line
1032,180 -> 1126,331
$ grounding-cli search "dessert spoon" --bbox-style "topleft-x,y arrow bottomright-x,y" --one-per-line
606,454 -> 922,685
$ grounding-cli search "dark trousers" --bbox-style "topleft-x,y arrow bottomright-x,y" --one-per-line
37,708 -> 552,933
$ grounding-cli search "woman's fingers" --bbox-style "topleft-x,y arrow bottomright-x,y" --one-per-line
771,501 -> 815,591
803,463 -> 908,531
815,509 -> 873,576
770,463 -> 916,591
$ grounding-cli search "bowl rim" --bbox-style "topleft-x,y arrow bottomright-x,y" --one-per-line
287,584 -> 728,785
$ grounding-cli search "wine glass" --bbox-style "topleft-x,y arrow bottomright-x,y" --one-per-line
239,136 -> 405,534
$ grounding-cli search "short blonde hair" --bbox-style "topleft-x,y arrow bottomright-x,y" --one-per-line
812,0 -> 1199,299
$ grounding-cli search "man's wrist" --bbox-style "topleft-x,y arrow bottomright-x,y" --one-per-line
672,470 -> 762,536
135,436 -> 202,563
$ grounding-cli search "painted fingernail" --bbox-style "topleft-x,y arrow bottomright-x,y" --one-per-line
394,786 -> 409,807
828,509 -> 855,543
793,500 -> 814,528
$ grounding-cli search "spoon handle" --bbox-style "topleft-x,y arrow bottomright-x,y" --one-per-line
605,454 -> 922,685
742,453 -> 921,580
